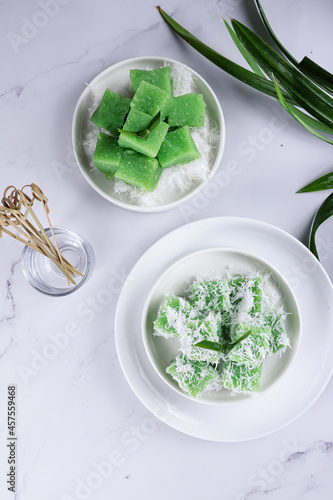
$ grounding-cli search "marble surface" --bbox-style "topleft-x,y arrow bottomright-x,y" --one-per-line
1,0 -> 333,499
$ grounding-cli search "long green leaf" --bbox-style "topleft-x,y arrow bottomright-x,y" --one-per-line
225,329 -> 252,354
228,9 -> 333,135
292,109 -> 333,135
158,7 -> 333,144
254,0 -> 298,67
223,18 -> 265,77
195,329 -> 251,354
254,0 -> 333,94
272,78 -> 333,145
231,19 -> 333,128
297,172 -> 333,193
298,56 -> 333,94
309,192 -> 333,259
194,340 -> 223,352
157,7 -> 296,104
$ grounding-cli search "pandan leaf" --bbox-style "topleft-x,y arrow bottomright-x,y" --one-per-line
118,128 -> 145,140
225,329 -> 252,354
272,77 -> 333,145
231,19 -> 333,128
298,56 -> 333,94
254,0 -> 298,66
195,340 -> 223,352
291,109 -> 333,136
254,0 -> 333,93
309,192 -> 333,259
157,6 -> 296,104
297,173 -> 333,193
195,329 -> 251,354
137,112 -> 161,139
223,18 -> 265,77
157,6 -> 333,144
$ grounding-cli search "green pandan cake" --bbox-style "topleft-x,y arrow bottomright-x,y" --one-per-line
153,272 -> 291,398
221,360 -> 263,393
130,81 -> 171,118
167,93 -> 206,127
166,355 -> 220,398
192,279 -> 231,313
158,126 -> 201,168
122,108 -> 153,133
130,66 -> 173,95
118,122 -> 169,158
90,89 -> 131,136
114,150 -> 162,191
154,295 -> 193,339
93,133 -> 124,177
89,65 -> 212,195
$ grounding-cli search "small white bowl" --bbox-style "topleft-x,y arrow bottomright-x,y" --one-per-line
72,56 -> 225,212
142,247 -> 302,405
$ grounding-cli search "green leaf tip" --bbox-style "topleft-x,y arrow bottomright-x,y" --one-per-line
297,172 -> 333,193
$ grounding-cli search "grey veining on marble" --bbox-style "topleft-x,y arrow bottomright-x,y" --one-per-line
1,1 -> 333,499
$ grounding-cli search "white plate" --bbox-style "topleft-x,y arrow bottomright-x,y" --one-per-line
72,56 -> 225,212
115,217 -> 333,441
142,247 -> 301,405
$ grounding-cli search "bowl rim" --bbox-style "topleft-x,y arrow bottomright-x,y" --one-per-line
72,55 -> 226,213
141,246 -> 302,405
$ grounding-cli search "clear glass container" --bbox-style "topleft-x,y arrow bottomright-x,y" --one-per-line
21,227 -> 94,296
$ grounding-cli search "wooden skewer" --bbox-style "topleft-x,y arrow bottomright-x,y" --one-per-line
0,184 -> 83,285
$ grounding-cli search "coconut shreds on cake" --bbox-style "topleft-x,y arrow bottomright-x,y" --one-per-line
153,270 -> 291,399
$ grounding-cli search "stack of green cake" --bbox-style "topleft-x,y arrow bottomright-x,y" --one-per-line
90,66 -> 206,192
153,273 -> 290,398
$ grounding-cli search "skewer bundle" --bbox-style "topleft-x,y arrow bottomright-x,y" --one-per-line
0,184 -> 82,285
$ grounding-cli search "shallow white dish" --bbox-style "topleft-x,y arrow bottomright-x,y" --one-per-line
115,217 -> 333,441
72,56 -> 225,212
142,247 -> 301,405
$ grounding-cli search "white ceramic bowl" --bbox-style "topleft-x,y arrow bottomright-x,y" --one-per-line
72,56 -> 225,212
142,247 -> 302,405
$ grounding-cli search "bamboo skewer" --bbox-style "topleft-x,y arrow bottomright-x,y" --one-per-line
0,184 -> 83,286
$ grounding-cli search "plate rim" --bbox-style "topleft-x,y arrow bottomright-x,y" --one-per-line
72,55 -> 226,213
115,216 -> 333,441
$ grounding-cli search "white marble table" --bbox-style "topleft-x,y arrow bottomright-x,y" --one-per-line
1,0 -> 333,499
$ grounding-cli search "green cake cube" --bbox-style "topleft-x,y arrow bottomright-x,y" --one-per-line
130,66 -> 173,95
220,311 -> 232,342
227,325 -> 271,367
192,280 -> 231,313
160,97 -> 175,121
229,275 -> 248,300
221,359 -> 263,394
167,93 -> 206,127
166,355 -> 220,398
264,313 -> 290,354
118,122 -> 169,158
230,320 -> 251,343
154,295 -> 193,339
130,81 -> 171,118
251,276 -> 262,315
122,108 -> 153,133
229,274 -> 262,316
93,133 -> 124,178
114,150 -> 162,191
184,312 -> 222,364
229,275 -> 251,305
157,126 -> 201,168
90,89 -> 131,136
